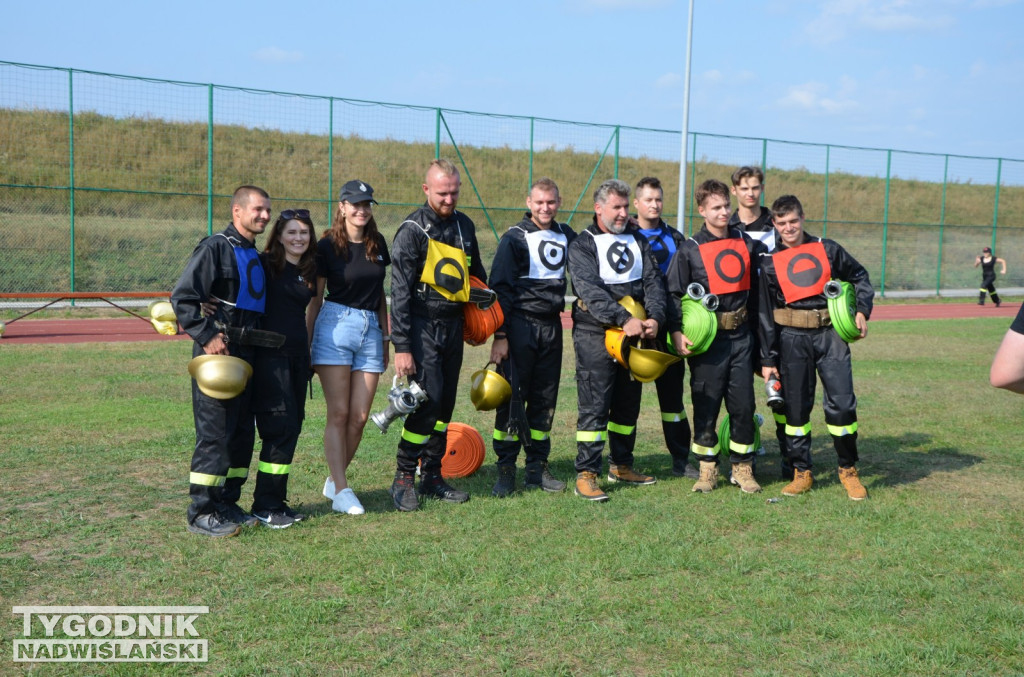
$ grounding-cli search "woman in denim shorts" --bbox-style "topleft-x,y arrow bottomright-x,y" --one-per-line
308,180 -> 391,515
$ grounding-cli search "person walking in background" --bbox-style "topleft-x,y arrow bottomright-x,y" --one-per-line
630,176 -> 695,480
388,159 -> 488,511
758,195 -> 873,500
171,185 -> 271,537
567,179 -> 666,502
666,179 -> 767,495
975,247 -> 1006,307
308,181 -> 391,516
249,209 -> 317,528
487,178 -> 575,497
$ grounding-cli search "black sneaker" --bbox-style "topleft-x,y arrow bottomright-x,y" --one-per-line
390,471 -> 419,512
491,465 -> 517,498
280,505 -> 306,522
253,509 -> 298,529
187,513 -> 241,538
221,503 -> 259,527
419,473 -> 470,504
525,462 -> 566,492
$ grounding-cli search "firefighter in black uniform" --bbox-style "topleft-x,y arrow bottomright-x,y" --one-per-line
975,246 -> 1006,307
389,159 -> 488,512
666,179 -> 767,494
632,176 -> 694,479
758,195 -> 873,500
171,185 -> 271,537
488,178 -> 575,497
568,179 -> 667,502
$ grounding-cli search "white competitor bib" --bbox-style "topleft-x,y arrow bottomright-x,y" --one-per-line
593,232 -> 643,284
524,228 -> 569,280
749,229 -> 776,252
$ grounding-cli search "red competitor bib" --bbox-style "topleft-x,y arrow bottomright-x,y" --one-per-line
698,238 -> 750,295
774,242 -> 832,304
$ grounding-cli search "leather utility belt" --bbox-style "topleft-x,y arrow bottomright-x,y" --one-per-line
214,321 -> 286,348
773,307 -> 831,329
716,307 -> 748,331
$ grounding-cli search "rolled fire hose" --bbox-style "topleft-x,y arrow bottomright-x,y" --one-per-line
824,280 -> 861,343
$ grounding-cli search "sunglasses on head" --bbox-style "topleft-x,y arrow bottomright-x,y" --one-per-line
280,208 -> 311,221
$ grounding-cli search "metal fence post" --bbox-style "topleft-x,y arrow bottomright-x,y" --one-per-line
688,133 -> 698,236
434,108 -> 441,159
206,84 -> 214,237
822,145 -> 830,239
614,126 -> 620,178
880,149 -> 892,295
68,68 -> 76,294
937,154 -> 949,294
760,139 -> 767,207
528,117 -> 534,190
329,97 -> 335,225
992,158 -> 1002,251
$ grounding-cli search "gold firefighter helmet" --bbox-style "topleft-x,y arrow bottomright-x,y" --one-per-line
628,344 -> 682,383
470,362 -> 512,411
149,301 -> 177,323
604,327 -> 630,369
187,355 -> 253,400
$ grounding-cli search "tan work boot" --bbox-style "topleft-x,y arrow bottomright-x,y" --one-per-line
608,464 -> 657,485
730,461 -> 762,493
692,460 -> 719,493
574,471 -> 609,502
782,469 -> 813,496
838,466 -> 868,501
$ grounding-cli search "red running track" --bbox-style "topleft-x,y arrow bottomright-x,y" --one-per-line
0,303 -> 1018,345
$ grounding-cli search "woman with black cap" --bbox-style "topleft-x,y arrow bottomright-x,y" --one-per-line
975,246 -> 1007,307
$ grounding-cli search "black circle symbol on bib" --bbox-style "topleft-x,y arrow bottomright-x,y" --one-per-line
786,253 -> 824,290
540,241 -> 566,271
247,257 -> 266,300
607,242 -> 635,274
714,249 -> 745,284
433,257 -> 466,294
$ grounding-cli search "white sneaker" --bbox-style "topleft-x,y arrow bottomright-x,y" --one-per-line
323,477 -> 337,500
332,487 -> 365,515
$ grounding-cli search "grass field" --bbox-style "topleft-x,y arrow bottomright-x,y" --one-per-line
2,317 -> 1023,675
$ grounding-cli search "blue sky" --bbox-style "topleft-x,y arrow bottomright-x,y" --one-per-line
5,0 -> 1024,161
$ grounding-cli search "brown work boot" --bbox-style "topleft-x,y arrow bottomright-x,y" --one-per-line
691,460 -> 719,493
838,466 -> 868,501
730,461 -> 762,493
608,464 -> 656,485
782,469 -> 813,496
574,471 -> 609,502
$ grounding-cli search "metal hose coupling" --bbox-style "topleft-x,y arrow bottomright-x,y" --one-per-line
701,293 -> 720,311
823,280 -> 843,299
686,283 -> 706,301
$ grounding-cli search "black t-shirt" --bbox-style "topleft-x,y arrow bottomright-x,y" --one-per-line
1011,304 -> 1024,335
316,233 -> 391,311
260,256 -> 315,355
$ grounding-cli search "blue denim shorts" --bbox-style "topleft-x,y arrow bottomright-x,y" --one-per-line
311,301 -> 385,373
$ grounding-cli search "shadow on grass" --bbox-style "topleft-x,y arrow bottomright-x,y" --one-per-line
856,431 -> 983,489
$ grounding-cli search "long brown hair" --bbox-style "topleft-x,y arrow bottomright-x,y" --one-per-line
263,213 -> 317,288
327,202 -> 382,261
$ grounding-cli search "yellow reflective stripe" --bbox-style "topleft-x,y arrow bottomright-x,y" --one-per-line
493,429 -> 518,441
785,423 -> 812,436
402,428 -> 430,444
189,472 -> 225,487
692,442 -> 718,457
258,461 -> 289,475
226,467 -> 248,479
729,439 -> 756,454
772,412 -> 787,425
576,430 -> 607,442
661,411 -> 687,422
827,421 -> 859,437
530,429 -> 549,441
608,421 -> 635,435
434,420 -> 448,433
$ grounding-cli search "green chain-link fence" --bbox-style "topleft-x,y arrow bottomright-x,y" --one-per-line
2,60 -> 1023,299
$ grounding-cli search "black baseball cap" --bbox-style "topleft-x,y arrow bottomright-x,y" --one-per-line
339,180 -> 377,205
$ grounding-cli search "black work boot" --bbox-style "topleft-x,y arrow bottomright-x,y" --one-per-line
419,472 -> 470,504
491,464 -> 517,498
390,470 -> 419,512
524,461 -> 566,492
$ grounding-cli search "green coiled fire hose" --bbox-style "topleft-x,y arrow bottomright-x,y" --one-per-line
825,280 -> 861,343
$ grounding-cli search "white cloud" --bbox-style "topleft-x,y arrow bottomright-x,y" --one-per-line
776,81 -> 858,114
252,47 -> 303,64
655,72 -> 682,88
804,0 -> 956,45
570,0 -> 670,8
702,69 -> 724,83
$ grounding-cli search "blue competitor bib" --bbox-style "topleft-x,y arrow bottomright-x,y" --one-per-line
639,225 -> 678,275
233,245 -> 266,313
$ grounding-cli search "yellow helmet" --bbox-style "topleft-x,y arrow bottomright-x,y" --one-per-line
150,319 -> 178,336
628,344 -> 681,382
187,355 -> 253,400
470,362 -> 512,411
0,320 -> 6,338
149,301 -> 177,323
617,296 -> 647,321
604,328 -> 631,368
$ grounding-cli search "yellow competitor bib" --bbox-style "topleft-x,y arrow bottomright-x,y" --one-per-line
421,237 -> 470,302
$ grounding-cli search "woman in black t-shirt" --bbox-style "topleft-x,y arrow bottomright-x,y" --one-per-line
308,180 -> 391,515
250,209 -> 317,528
